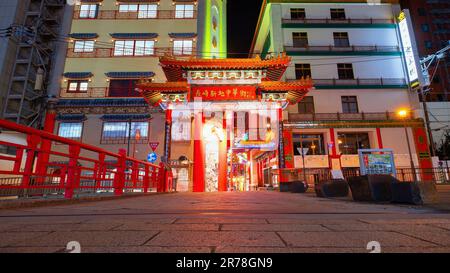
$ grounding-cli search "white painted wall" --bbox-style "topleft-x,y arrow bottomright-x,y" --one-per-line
283,28 -> 399,47
285,56 -> 406,79
286,88 -> 411,114
280,3 -> 394,20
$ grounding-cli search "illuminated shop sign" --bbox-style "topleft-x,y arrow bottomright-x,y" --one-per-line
398,10 -> 423,89
191,86 -> 257,101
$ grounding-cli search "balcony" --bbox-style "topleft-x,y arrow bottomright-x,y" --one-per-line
66,48 -> 197,58
60,88 -> 146,98
282,18 -> 395,27
285,45 -> 401,55
288,112 -> 412,122
286,78 -> 408,89
73,10 -> 197,20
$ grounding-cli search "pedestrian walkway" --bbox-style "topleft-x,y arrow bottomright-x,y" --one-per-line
0,191 -> 449,253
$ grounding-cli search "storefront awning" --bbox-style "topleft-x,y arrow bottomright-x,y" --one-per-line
105,72 -> 155,78
110,33 -> 159,39
63,72 -> 93,79
69,33 -> 98,39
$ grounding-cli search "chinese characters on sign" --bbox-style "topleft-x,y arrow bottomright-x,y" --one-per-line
191,86 -> 257,101
398,10 -> 421,88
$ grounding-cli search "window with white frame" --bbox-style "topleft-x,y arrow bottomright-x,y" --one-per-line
101,122 -> 149,143
175,4 -> 194,18
79,4 -> 98,19
73,40 -> 95,53
119,4 -> 138,13
67,80 -> 89,93
173,40 -> 193,55
58,123 -> 83,140
114,40 -> 155,56
135,40 -> 155,55
138,4 -> 158,18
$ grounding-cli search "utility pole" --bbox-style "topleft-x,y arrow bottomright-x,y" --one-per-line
419,41 -> 450,157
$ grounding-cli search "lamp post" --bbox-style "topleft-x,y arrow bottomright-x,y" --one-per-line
398,109 -> 417,182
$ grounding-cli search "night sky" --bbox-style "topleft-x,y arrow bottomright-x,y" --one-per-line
227,0 -> 264,58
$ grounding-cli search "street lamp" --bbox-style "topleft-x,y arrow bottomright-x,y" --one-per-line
398,108 -> 416,181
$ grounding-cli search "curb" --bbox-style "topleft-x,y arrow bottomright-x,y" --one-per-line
0,192 -> 176,210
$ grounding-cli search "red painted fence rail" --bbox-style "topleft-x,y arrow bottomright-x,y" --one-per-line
0,119 -> 166,199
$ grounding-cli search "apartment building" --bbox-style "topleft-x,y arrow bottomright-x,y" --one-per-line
52,0 -> 227,164
251,0 -> 433,171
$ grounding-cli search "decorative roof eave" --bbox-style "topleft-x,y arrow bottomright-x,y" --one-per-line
160,54 -> 290,69
100,114 -> 152,122
63,72 -> 93,79
56,114 -> 87,122
259,79 -> 314,104
105,72 -> 155,79
160,54 -> 291,81
110,33 -> 159,39
69,33 -> 99,39
168,33 -> 197,39
137,81 -> 190,106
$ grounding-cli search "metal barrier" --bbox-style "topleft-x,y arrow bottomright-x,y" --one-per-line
271,167 -> 450,188
0,119 -> 165,199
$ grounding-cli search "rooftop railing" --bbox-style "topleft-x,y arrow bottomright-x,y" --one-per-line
73,10 -> 198,20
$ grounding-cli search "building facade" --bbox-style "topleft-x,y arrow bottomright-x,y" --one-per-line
251,0 -> 433,173
400,0 -> 450,152
52,0 -> 227,168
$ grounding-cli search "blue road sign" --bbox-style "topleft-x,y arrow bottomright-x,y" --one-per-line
147,152 -> 158,163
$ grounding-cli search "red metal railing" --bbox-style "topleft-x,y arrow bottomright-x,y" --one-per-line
66,47 -> 197,58
73,10 -> 198,20
0,119 -> 167,199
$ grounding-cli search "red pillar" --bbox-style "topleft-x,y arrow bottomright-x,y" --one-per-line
36,108 -> 57,181
163,108 -> 173,160
218,112 -> 228,191
376,128 -> 384,149
65,144 -> 81,199
193,111 -> 205,192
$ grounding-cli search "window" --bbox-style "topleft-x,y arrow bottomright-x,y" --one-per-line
119,4 -> 138,13
108,79 -> 140,97
298,96 -> 315,114
330,8 -> 346,19
421,24 -> 430,32
114,40 -> 155,56
135,40 -> 155,56
333,32 -> 350,47
138,4 -> 157,18
292,32 -> 308,47
79,4 -> 98,19
58,123 -> 83,140
337,133 -> 370,155
290,8 -> 305,20
293,134 -> 326,156
175,4 -> 195,18
67,80 -> 89,93
341,96 -> 359,113
102,122 -> 149,144
295,63 -> 311,79
173,40 -> 193,55
337,63 -> 354,79
73,40 -> 94,53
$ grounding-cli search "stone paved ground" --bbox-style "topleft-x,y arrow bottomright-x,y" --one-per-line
0,191 -> 449,253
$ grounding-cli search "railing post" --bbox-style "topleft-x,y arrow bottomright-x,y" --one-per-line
132,161 -> 139,189
13,148 -> 24,173
144,165 -> 150,193
65,144 -> 81,199
22,135 -> 41,195
114,149 -> 127,196
95,153 -> 105,190
152,166 -> 158,190
158,162 -> 166,193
